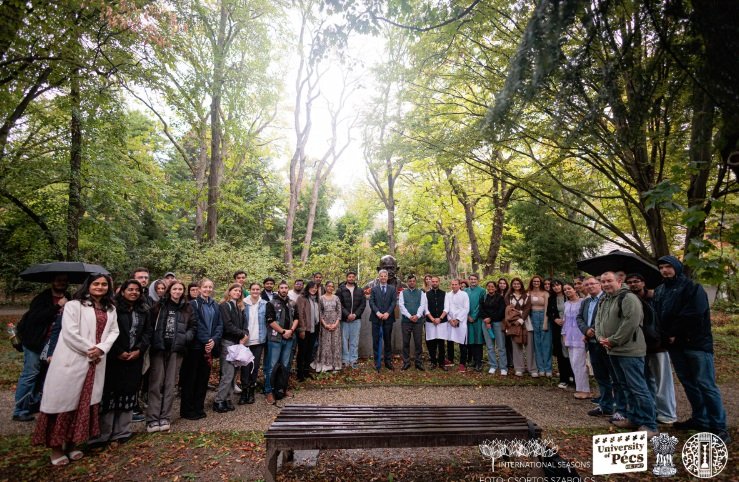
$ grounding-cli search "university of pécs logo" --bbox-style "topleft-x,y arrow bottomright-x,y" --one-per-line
682,432 -> 728,478
650,433 -> 678,477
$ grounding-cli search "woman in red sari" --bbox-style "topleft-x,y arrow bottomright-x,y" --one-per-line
33,274 -> 119,465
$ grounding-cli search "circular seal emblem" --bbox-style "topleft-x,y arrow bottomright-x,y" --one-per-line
681,432 -> 728,478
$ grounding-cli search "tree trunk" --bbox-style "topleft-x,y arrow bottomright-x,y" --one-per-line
194,126 -> 208,242
206,1 -> 228,243
445,171 -> 481,272
300,176 -> 321,263
683,76 -> 716,269
443,233 -> 460,279
386,157 -> 396,255
66,70 -> 83,260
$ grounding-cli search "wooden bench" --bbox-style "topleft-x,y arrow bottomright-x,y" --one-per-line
264,404 -> 541,482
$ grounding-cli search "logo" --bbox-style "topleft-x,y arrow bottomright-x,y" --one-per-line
650,433 -> 678,477
478,438 -> 558,471
592,431 -> 647,475
682,432 -> 728,478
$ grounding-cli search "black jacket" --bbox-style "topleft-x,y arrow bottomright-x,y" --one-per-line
220,300 -> 247,343
653,255 -> 713,353
480,293 -> 505,322
337,282 -> 366,321
425,288 -> 447,320
150,298 -> 196,354
104,303 -> 152,396
17,288 -> 70,353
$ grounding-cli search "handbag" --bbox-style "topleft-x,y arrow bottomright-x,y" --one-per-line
524,316 -> 534,332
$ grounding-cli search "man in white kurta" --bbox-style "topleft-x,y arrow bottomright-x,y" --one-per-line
444,279 -> 469,347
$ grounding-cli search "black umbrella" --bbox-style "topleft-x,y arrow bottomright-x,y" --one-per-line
19,262 -> 110,284
576,250 -> 662,288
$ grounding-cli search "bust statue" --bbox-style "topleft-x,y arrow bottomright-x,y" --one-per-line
364,254 -> 405,291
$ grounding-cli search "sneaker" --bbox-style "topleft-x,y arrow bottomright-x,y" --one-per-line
159,421 -> 171,432
146,422 -> 160,433
588,407 -> 613,417
488,368 -> 496,375
609,412 -> 627,423
545,372 -> 553,378
457,364 -> 466,372
233,383 -> 242,394
712,429 -> 732,445
12,414 -> 35,422
657,417 -> 676,426
638,425 -> 659,439
444,359 -> 454,367
557,382 -> 569,389
612,419 -> 638,429
500,370 -> 508,376
132,412 -> 145,423
530,372 -> 539,378
514,371 -> 523,377
538,371 -> 545,377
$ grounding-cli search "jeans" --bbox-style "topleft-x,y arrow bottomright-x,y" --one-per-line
609,355 -> 657,431
341,320 -> 361,365
482,321 -> 507,370
14,346 -> 41,417
588,342 -> 626,414
645,352 -> 677,423
531,310 -> 552,373
264,338 -> 294,394
372,320 -> 393,368
669,348 -> 727,430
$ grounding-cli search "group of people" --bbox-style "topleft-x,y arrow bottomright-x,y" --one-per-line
11,254 -> 730,465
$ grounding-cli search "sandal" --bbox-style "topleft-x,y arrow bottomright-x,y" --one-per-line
51,454 -> 69,466
67,450 -> 84,461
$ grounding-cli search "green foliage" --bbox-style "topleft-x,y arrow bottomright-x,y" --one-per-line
506,199 -> 601,278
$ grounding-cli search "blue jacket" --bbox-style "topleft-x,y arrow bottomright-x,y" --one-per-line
190,296 -> 223,351
244,297 -> 268,344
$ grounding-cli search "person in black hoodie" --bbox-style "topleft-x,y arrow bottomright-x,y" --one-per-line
654,255 -> 729,443
213,284 -> 247,413
90,279 -> 152,444
13,274 -> 70,422
147,280 -> 194,432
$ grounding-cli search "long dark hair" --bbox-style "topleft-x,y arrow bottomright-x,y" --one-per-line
74,273 -> 116,311
506,277 -> 527,299
115,279 -> 147,311
301,281 -> 319,301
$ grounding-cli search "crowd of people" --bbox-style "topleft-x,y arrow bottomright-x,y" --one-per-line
11,254 -> 730,465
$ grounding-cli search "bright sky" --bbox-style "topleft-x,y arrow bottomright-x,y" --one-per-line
275,13 -> 387,218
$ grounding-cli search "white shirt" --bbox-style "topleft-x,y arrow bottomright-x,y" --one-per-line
245,297 -> 260,346
398,289 -> 428,319
287,290 -> 301,303
444,289 -> 469,344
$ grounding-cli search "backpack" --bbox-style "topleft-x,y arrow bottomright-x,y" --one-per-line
616,292 -> 660,347
270,362 -> 289,401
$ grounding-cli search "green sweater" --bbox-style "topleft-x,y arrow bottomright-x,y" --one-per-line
594,287 -> 646,357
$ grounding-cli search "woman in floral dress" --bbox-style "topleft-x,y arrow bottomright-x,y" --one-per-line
33,274 -> 119,465
312,281 -> 342,372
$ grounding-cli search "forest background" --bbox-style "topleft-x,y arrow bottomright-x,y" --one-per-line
1,0 -> 737,300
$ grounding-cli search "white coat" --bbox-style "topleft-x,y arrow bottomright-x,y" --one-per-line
40,300 -> 119,414
444,290 -> 469,344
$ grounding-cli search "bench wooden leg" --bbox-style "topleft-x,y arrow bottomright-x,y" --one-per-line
265,447 -> 279,482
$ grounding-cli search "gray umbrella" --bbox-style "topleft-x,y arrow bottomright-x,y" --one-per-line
19,262 -> 110,284
576,250 -> 662,288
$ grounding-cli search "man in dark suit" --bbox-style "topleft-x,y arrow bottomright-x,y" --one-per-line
369,269 -> 396,372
